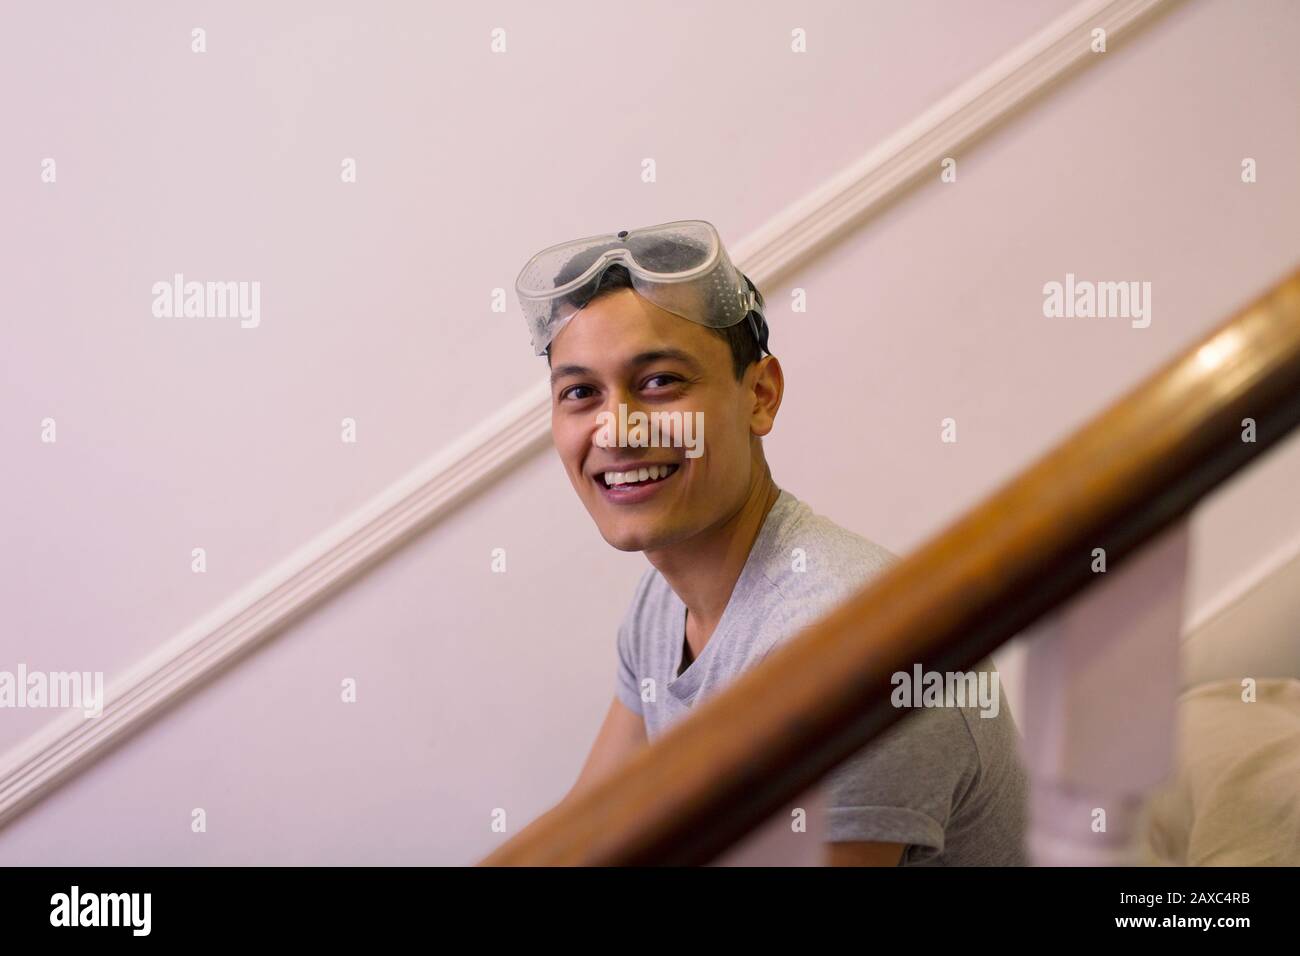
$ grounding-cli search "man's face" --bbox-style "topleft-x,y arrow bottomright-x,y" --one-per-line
548,287 -> 762,553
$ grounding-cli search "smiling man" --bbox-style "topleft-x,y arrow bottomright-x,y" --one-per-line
515,220 -> 1029,866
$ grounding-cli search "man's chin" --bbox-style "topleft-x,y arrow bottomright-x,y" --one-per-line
595,518 -> 685,554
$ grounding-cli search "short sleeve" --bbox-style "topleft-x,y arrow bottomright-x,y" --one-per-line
820,705 -> 979,855
614,617 -> 644,716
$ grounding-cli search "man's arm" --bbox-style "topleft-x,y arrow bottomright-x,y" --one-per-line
562,695 -> 648,804
562,703 -> 902,864
825,841 -> 906,866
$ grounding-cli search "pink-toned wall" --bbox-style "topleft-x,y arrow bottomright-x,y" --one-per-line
1,0 -> 1296,865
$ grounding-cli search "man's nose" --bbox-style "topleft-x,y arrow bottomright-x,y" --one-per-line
592,388 -> 641,449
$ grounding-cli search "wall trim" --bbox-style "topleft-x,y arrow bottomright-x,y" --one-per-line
1185,534 -> 1300,637
0,0 -> 1174,829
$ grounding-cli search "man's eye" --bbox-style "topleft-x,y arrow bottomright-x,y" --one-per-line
559,385 -> 595,401
644,374 -> 681,389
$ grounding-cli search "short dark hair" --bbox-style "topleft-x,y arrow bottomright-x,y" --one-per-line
545,263 -> 768,381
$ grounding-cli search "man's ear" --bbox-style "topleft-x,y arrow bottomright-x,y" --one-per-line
749,354 -> 784,438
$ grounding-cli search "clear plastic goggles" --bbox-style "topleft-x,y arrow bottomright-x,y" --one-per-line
515,219 -> 762,356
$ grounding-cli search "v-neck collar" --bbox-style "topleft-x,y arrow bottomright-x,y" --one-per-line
664,489 -> 791,704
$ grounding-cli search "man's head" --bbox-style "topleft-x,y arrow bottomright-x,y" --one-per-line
546,262 -> 783,555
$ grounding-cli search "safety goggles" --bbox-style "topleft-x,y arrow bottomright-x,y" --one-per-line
514,219 -> 766,356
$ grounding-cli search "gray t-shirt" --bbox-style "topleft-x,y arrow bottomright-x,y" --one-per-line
614,488 -> 1029,865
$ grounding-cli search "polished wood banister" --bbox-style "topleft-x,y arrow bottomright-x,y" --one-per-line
481,265 -> 1300,866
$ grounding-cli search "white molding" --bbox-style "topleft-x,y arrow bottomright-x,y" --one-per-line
731,0 -> 1172,284
0,0 -> 1173,829
1180,536 -> 1300,687
1184,534 -> 1300,636
0,384 -> 552,827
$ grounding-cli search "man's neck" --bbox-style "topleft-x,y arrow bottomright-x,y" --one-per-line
645,468 -> 781,658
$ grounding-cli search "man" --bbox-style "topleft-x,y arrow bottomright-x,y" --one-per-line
515,220 -> 1029,865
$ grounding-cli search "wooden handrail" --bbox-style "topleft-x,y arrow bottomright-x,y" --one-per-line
481,265 -> 1300,866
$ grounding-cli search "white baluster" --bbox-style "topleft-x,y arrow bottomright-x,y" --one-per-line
1021,522 -> 1189,866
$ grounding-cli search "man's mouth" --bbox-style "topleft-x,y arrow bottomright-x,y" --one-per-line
591,463 -> 680,502
600,464 -> 679,487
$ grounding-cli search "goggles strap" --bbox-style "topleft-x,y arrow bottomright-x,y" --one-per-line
742,277 -> 769,355
747,311 -> 770,355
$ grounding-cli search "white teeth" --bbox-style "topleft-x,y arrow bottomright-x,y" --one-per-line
601,464 -> 678,487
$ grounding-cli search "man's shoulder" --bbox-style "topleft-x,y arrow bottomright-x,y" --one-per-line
762,494 -> 899,610
618,564 -> 678,633
628,562 -> 672,605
